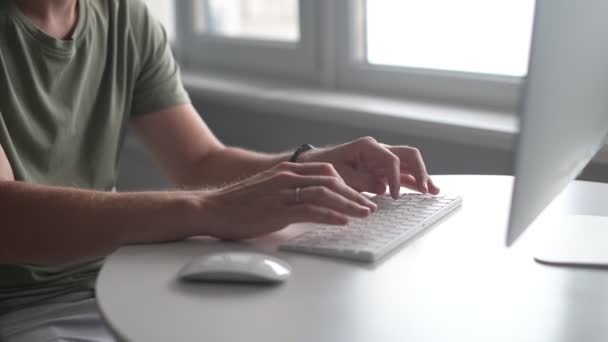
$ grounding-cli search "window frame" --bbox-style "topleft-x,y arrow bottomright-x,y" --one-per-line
333,0 -> 524,111
175,0 -> 320,83
175,0 -> 530,112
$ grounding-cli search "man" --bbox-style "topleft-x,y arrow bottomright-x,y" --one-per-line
0,0 -> 440,341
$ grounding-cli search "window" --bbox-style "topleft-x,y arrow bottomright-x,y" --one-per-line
366,0 -> 535,77
176,0 -> 317,82
173,0 -> 536,111
193,0 -> 299,42
334,0 -> 535,110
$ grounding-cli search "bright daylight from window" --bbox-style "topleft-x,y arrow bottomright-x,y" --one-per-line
194,0 -> 300,42
366,0 -> 536,77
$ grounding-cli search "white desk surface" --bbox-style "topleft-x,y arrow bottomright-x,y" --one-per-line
97,175 -> 608,342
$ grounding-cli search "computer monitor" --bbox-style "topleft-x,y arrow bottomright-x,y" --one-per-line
507,0 -> 608,265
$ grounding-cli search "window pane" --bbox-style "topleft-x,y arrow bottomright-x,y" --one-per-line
194,0 -> 299,42
366,0 -> 535,77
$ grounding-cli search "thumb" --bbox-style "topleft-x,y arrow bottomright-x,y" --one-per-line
340,167 -> 387,195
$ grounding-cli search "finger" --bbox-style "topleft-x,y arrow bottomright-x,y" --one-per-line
389,146 -> 431,193
362,173 -> 388,195
359,141 -> 401,199
427,177 -> 441,195
371,182 -> 387,195
337,166 -> 387,195
379,147 -> 401,199
400,174 -> 419,192
284,175 -> 377,211
401,174 -> 440,194
286,204 -> 349,226
359,178 -> 387,195
283,186 -> 371,218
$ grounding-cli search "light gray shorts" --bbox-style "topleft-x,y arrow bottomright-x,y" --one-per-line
0,291 -> 116,342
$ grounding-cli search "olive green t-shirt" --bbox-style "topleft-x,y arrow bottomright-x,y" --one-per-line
0,0 -> 190,314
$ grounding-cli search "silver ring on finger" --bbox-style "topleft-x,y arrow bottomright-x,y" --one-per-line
295,187 -> 302,203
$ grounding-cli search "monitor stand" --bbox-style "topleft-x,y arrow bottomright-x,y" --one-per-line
535,215 -> 608,267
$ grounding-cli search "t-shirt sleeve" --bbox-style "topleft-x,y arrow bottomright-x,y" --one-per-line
130,1 -> 190,117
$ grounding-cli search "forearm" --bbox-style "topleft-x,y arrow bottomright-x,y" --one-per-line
0,181 -> 202,265
179,146 -> 291,188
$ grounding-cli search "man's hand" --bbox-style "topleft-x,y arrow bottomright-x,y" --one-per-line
198,161 -> 378,240
300,137 -> 440,199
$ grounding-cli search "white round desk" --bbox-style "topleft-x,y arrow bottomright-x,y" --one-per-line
97,175 -> 608,342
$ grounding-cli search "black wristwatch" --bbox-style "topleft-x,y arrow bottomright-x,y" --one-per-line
289,144 -> 315,162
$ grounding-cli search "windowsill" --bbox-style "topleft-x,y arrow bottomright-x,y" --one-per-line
181,70 -> 608,165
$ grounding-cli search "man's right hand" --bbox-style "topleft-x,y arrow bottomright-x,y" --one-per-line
196,162 -> 378,240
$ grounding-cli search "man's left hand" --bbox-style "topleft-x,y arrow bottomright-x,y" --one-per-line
299,137 -> 440,199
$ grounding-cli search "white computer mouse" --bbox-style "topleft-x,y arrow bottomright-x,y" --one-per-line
178,251 -> 292,284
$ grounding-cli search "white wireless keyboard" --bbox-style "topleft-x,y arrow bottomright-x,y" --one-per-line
279,193 -> 462,262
